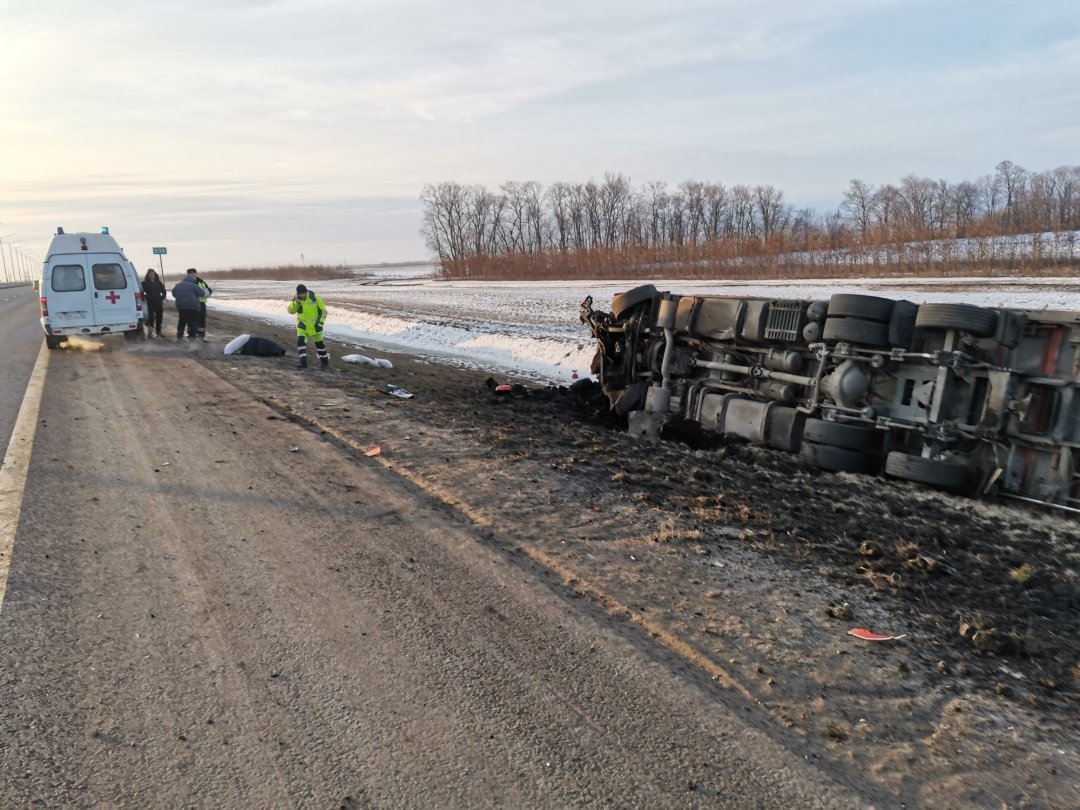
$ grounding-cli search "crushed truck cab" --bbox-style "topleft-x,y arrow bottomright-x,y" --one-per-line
581,286 -> 1080,511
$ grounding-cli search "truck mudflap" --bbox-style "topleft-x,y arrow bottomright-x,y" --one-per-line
580,290 -> 1080,512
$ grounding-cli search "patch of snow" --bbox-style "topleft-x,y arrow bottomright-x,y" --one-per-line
207,276 -> 1080,383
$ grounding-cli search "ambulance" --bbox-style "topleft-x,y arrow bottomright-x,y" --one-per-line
38,227 -> 144,349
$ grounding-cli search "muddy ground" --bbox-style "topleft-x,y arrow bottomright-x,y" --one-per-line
180,310 -> 1077,807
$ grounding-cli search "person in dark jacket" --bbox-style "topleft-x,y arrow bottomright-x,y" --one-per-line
171,269 -> 204,341
142,269 -> 167,337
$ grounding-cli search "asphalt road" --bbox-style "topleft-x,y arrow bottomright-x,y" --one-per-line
0,341 -> 864,808
0,285 -> 42,459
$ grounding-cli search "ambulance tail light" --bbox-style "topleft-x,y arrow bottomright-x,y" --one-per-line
135,290 -> 143,312
40,296 -> 48,317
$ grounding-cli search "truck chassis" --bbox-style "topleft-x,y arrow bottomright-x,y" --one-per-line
580,286 -> 1080,512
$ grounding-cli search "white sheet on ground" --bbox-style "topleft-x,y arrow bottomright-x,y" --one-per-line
224,334 -> 251,355
341,353 -> 393,368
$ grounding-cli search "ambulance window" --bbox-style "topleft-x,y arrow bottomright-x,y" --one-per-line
92,263 -> 127,290
51,265 -> 86,292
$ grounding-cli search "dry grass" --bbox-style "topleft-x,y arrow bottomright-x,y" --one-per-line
1009,563 -> 1037,585
435,234 -> 1079,282
215,264 -> 360,281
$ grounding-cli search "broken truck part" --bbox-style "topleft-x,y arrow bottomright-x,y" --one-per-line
580,286 -> 1080,511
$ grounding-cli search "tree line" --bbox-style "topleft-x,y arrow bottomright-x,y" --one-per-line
419,161 -> 1080,280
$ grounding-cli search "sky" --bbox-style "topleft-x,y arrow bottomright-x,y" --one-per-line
1,0 -> 1077,272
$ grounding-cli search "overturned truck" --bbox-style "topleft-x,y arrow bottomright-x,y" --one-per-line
580,286 -> 1080,512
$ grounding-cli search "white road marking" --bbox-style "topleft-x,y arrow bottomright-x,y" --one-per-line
0,343 -> 50,614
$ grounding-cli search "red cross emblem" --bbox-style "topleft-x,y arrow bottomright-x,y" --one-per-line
105,291 -> 120,304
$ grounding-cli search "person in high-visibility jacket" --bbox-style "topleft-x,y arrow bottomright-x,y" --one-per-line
190,268 -> 213,342
287,284 -> 330,368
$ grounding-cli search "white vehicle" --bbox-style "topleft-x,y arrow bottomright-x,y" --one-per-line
39,228 -> 144,349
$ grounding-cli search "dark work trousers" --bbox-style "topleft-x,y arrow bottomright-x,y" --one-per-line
146,302 -> 164,334
296,333 -> 329,367
176,308 -> 200,339
198,302 -> 207,338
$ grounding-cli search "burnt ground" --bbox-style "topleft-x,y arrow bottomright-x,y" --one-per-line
182,309 -> 1078,807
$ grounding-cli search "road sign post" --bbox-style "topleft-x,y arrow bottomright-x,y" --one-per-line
152,247 -> 167,281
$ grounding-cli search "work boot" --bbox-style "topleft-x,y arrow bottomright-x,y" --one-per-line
297,356 -> 308,369
320,356 -> 330,369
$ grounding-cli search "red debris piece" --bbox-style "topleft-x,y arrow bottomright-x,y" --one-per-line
364,446 -> 382,457
494,384 -> 512,394
848,628 -> 906,642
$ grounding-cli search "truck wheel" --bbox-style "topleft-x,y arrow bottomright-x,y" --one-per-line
803,419 -> 883,452
611,285 -> 657,319
827,294 -> 895,322
885,451 -> 972,491
822,317 -> 889,347
915,304 -> 998,338
888,301 -> 919,348
799,441 -> 880,474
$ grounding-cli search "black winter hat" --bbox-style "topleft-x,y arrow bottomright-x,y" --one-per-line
296,284 -> 307,294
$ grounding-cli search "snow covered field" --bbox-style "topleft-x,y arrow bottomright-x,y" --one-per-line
207,270 -> 1080,383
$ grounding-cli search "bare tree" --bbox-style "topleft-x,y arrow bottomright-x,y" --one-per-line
950,181 -> 980,236
897,174 -> 935,236
872,184 -> 901,233
702,182 -> 728,241
995,159 -> 1028,229
841,179 -> 875,238
753,185 -> 786,240
420,182 -> 470,270
730,185 -> 755,240
642,181 -> 669,247
599,173 -> 633,248
545,182 -> 573,252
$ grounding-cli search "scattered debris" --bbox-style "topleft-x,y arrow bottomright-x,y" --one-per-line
848,628 -> 907,642
381,384 -> 414,399
364,446 -> 382,457
342,353 -> 393,368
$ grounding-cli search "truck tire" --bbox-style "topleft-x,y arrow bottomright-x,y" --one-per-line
885,451 -> 972,491
822,317 -> 889,347
799,441 -> 880,474
803,419 -> 883,452
827,294 -> 895,322
888,300 -> 919,348
915,304 -> 998,338
612,285 -> 657,319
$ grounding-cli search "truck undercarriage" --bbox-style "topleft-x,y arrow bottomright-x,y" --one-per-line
580,286 -> 1080,512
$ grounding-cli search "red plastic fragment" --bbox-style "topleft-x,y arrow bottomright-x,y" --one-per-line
848,628 -> 905,642
494,384 -> 512,394
364,446 -> 382,457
